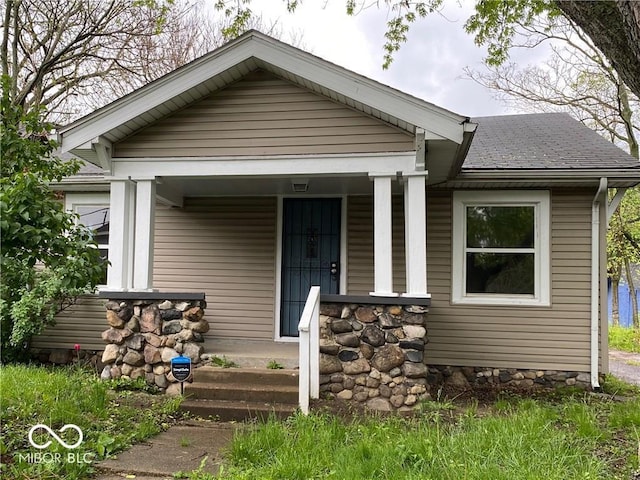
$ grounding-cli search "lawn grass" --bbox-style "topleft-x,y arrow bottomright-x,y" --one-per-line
202,387 -> 640,480
609,325 -> 640,353
0,364 -> 182,479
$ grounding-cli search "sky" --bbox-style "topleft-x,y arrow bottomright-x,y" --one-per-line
248,0 -> 550,118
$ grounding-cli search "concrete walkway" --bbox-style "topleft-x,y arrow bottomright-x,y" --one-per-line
609,349 -> 640,386
94,420 -> 237,480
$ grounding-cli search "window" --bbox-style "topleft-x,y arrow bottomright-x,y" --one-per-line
452,191 -> 550,306
65,193 -> 110,284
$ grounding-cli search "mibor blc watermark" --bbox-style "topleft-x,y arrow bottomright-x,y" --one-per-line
17,424 -> 94,464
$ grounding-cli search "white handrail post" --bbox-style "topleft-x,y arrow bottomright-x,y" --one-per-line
298,325 -> 310,414
298,286 -> 320,415
310,289 -> 320,399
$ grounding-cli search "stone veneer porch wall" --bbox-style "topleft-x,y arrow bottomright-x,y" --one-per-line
317,300 -> 594,413
98,294 -> 207,394
318,301 -> 430,412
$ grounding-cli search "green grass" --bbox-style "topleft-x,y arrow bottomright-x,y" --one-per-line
609,325 -> 640,353
198,393 -> 640,480
0,364 -> 182,479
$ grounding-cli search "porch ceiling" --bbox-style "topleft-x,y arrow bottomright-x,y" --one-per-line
158,174 -> 389,197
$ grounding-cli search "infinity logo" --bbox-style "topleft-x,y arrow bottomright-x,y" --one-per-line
28,424 -> 83,449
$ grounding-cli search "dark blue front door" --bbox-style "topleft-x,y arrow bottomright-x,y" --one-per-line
281,198 -> 341,337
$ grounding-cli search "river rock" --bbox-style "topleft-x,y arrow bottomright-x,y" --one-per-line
102,344 -> 120,364
371,345 -> 405,372
355,307 -> 376,323
330,319 -> 353,334
123,350 -> 144,367
320,354 -> 343,374
335,333 -> 360,347
144,344 -> 162,364
342,358 -> 371,375
361,325 -> 385,347
140,304 -> 161,334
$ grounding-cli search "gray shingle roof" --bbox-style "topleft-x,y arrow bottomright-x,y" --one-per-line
464,112 -> 640,171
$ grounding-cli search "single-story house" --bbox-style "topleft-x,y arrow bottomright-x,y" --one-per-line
35,30 -> 640,392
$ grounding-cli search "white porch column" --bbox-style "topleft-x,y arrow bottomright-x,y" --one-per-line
402,172 -> 429,297
369,173 -> 397,296
106,179 -> 135,290
132,178 -> 156,291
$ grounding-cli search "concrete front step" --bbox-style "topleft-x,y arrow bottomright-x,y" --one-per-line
180,367 -> 299,421
180,399 -> 297,421
192,367 -> 299,386
186,382 -> 298,403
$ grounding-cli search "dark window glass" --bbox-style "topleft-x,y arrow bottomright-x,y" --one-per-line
466,253 -> 534,294
466,206 -> 534,248
76,206 -> 109,283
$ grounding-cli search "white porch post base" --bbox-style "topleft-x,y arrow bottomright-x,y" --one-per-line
369,173 -> 397,296
106,179 -> 134,290
133,178 -> 156,291
403,172 -> 428,296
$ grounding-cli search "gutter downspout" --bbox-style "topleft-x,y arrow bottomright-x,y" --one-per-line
591,178 -> 607,389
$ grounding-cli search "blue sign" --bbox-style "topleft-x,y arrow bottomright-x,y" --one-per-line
171,355 -> 192,382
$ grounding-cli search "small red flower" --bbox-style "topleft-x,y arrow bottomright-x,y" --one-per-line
74,344 -> 81,351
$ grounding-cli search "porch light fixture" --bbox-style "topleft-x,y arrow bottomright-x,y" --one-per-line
291,179 -> 309,193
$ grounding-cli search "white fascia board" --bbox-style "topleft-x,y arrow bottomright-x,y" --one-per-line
60,43 -> 256,151
61,32 -> 467,151
252,41 -> 467,143
111,153 -> 416,178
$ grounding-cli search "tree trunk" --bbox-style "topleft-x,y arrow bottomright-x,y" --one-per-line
624,259 -> 639,328
611,274 -> 620,327
555,0 -> 640,100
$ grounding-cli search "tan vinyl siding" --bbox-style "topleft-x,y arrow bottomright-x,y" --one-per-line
347,189 -> 593,372
153,197 -> 277,343
347,195 -> 406,295
33,296 -> 106,350
425,189 -> 593,371
114,70 -> 414,157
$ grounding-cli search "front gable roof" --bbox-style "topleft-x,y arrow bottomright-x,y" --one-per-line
59,30 -> 471,156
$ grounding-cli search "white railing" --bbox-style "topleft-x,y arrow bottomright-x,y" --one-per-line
298,286 -> 321,415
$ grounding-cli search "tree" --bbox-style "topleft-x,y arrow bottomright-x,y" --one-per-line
215,1 -> 640,100
0,78 -> 105,362
464,13 -> 640,327
1,0 -> 284,123
0,0 -> 178,123
76,3 -> 283,115
554,1 -> 640,108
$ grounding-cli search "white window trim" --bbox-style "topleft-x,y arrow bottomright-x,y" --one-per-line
452,190 -> 551,307
65,192 -> 111,287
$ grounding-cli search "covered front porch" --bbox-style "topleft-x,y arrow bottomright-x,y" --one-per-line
103,156 -> 434,343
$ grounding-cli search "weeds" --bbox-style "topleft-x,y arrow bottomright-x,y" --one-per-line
609,325 -> 640,353
208,356 -> 238,368
266,360 -> 284,369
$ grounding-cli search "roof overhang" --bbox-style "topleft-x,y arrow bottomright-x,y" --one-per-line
441,168 -> 640,189
59,30 -> 472,160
